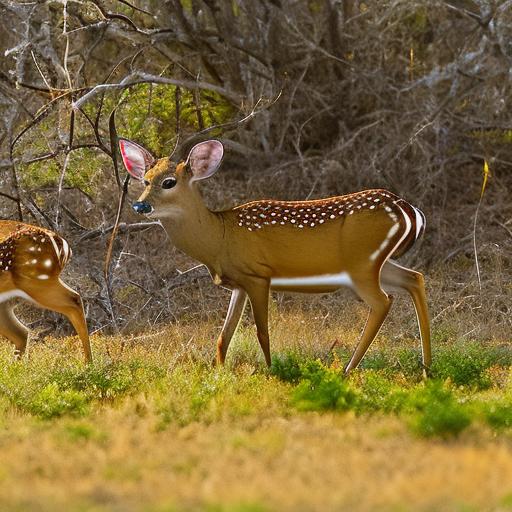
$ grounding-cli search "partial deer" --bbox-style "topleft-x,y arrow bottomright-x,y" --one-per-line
120,138 -> 430,373
0,220 -> 91,361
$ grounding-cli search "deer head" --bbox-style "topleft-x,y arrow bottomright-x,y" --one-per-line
119,139 -> 224,218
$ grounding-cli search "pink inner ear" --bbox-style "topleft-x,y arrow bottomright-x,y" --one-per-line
119,139 -> 155,181
188,140 -> 224,181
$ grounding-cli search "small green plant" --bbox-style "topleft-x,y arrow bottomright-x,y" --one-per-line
408,381 -> 471,438
483,402 -> 512,430
270,352 -> 305,383
292,360 -> 357,411
28,383 -> 88,419
63,421 -> 105,443
358,347 -> 423,377
357,371 -> 410,414
431,342 -> 503,389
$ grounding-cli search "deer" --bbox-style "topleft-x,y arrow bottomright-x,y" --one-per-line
0,220 -> 92,362
119,138 -> 431,374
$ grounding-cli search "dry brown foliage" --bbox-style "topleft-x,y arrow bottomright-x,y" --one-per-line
0,0 -> 511,337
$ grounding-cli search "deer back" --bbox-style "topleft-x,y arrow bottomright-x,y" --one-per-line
0,222 -> 71,282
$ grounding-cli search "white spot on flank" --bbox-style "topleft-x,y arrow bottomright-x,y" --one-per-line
37,274 -> 50,280
43,259 -> 53,268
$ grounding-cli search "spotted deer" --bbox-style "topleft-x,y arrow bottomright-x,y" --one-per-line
0,221 -> 91,361
120,138 -> 431,373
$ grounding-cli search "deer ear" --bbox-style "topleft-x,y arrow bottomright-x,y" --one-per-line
119,138 -> 156,181
187,140 -> 224,182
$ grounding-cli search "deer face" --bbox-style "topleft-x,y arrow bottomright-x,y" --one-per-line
119,139 -> 224,219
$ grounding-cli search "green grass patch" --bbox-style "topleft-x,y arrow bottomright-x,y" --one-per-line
291,360 -> 357,411
483,401 -> 512,430
430,342 -> 511,389
0,338 -> 511,438
0,347 -> 166,419
407,381 -> 472,438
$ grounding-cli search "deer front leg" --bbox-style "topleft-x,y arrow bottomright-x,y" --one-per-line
0,303 -> 29,358
216,289 -> 248,365
245,280 -> 271,366
20,278 -> 92,363
344,280 -> 393,374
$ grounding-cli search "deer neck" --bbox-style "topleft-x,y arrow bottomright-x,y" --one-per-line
159,188 -> 223,270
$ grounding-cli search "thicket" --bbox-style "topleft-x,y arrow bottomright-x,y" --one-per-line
0,0 -> 511,336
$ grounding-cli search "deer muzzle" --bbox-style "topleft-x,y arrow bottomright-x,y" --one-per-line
132,201 -> 153,215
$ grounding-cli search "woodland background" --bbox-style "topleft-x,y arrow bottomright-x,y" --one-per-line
0,0 -> 511,340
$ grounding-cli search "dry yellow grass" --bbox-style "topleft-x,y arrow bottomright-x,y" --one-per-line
1,405 -> 512,511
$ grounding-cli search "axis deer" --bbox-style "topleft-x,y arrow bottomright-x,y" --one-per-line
0,220 -> 91,361
120,138 -> 431,373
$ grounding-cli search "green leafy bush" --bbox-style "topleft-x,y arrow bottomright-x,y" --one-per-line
431,342 -> 507,389
0,350 -> 166,419
357,371 -> 410,414
270,352 -> 305,383
28,383 -> 88,419
358,347 -> 424,378
292,360 -> 357,411
408,381 -> 471,438
484,402 -> 512,430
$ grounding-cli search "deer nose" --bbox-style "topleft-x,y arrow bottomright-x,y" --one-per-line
132,201 -> 153,215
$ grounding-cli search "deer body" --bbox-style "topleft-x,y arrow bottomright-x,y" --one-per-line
120,139 -> 431,373
0,220 -> 91,361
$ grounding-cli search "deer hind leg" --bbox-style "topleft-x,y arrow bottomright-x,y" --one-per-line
216,289 -> 248,365
0,303 -> 29,357
381,260 -> 431,371
20,277 -> 92,363
344,275 -> 393,374
245,280 -> 271,367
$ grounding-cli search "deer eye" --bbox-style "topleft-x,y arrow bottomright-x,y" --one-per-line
162,177 -> 177,189
144,180 -> 150,186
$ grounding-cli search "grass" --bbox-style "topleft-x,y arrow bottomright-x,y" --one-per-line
0,318 -> 511,511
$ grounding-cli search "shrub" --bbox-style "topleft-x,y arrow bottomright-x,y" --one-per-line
357,371 -> 410,414
430,342 -> 504,389
292,360 -> 357,412
408,381 -> 471,438
484,402 -> 512,430
28,383 -> 88,419
270,352 -> 305,383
